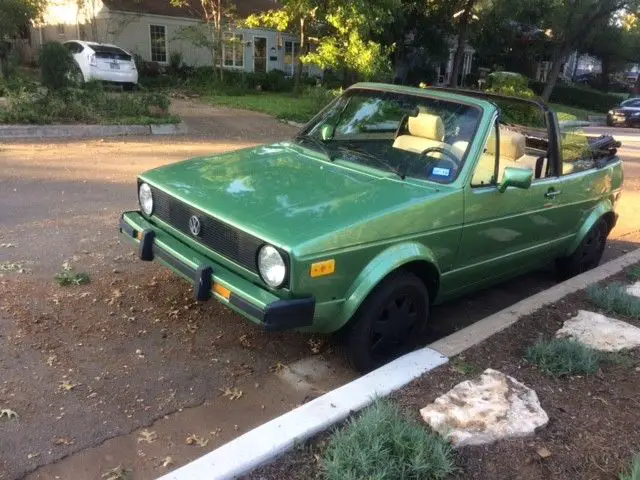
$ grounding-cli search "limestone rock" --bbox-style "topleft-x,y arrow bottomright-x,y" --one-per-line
627,282 -> 640,298
420,369 -> 548,447
555,310 -> 640,352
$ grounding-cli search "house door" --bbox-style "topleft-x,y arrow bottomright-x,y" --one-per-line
254,37 -> 267,73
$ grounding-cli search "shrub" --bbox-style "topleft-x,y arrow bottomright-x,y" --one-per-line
38,42 -> 76,91
486,72 -> 536,99
168,51 -> 183,73
587,283 -> 640,319
322,398 -> 455,480
620,455 -> 640,480
526,339 -> 600,377
530,81 -> 621,113
628,266 -> 640,282
55,270 -> 91,286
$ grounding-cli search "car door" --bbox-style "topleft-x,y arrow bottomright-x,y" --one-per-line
442,119 -> 539,295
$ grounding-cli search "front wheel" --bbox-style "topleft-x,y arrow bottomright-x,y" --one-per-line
343,271 -> 429,373
556,218 -> 608,280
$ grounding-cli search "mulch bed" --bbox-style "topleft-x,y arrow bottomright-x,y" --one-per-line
247,267 -> 640,480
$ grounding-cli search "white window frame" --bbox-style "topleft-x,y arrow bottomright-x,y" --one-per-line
149,24 -> 168,64
222,32 -> 244,69
284,40 -> 300,77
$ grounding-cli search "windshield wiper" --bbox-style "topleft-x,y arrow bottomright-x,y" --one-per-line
336,143 -> 406,180
295,134 -> 334,161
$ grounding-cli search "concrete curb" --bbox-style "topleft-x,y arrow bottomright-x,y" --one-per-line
430,248 -> 640,357
157,347 -> 448,480
0,121 -> 187,139
157,248 -> 640,480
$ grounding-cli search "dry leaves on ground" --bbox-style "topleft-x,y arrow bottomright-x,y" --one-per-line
185,434 -> 209,447
0,409 -> 18,420
220,387 -> 243,400
137,429 -> 158,444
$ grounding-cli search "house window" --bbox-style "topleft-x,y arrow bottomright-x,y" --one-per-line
284,41 -> 300,76
223,32 -> 244,68
150,25 -> 167,63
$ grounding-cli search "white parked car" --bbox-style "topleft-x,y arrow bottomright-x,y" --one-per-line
63,40 -> 138,89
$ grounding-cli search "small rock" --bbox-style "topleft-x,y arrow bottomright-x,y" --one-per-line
537,446 -> 552,459
556,310 -> 640,352
420,369 -> 548,447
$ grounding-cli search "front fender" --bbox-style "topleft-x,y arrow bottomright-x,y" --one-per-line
338,242 -> 440,330
565,198 -> 615,255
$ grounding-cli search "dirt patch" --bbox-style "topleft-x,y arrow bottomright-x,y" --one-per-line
249,267 -> 640,480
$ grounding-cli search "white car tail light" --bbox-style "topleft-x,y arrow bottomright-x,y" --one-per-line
89,54 -> 97,67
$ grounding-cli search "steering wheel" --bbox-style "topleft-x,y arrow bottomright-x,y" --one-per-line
420,146 -> 461,166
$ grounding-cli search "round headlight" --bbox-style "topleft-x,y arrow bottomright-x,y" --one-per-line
139,182 -> 153,215
258,245 -> 286,288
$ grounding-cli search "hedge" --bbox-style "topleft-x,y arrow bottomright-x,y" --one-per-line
530,81 -> 621,113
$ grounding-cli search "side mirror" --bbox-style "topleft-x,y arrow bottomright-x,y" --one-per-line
320,124 -> 335,141
498,167 -> 533,193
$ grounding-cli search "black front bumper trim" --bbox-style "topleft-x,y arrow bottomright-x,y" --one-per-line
119,214 -> 316,331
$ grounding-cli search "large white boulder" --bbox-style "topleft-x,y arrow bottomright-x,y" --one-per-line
420,369 -> 548,447
555,310 -> 640,352
627,281 -> 640,298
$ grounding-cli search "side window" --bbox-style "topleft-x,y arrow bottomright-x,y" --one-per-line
561,132 -> 596,175
471,121 -> 498,187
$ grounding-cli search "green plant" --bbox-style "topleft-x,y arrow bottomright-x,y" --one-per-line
588,283 -> 640,319
168,51 -> 183,73
38,42 -> 76,91
628,266 -> 640,282
526,339 -> 600,377
322,398 -> 455,480
531,81 -> 621,113
620,455 -> 640,480
55,270 -> 91,286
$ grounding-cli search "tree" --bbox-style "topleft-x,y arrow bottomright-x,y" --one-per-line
170,0 -> 235,81
0,0 -> 46,78
536,0 -> 640,101
302,0 -> 402,83
245,0 -> 320,90
449,0 -> 480,87
580,21 -> 630,90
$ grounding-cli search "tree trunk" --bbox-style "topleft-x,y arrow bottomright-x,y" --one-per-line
541,43 -> 571,102
449,0 -> 476,87
600,57 -> 610,91
294,17 -> 305,92
571,53 -> 579,80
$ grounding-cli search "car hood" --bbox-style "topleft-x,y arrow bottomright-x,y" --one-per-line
140,143 -> 442,253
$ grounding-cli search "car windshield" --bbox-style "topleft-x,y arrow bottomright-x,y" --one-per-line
297,89 -> 483,183
88,44 -> 132,61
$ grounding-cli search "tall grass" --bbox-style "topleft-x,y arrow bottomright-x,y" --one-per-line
322,398 -> 455,480
588,283 -> 640,319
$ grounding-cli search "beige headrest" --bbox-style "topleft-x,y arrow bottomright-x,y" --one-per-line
486,128 -> 526,161
407,113 -> 445,142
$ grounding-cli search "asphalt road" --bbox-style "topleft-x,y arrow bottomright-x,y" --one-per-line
1,105 -> 639,480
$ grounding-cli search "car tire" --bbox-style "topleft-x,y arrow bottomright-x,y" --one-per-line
342,271 -> 429,373
556,218 -> 609,280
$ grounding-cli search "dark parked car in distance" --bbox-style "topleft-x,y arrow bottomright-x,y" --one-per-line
607,97 -> 640,127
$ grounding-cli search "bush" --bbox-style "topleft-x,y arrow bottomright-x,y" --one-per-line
168,51 -> 183,74
530,81 -> 621,113
486,72 -> 536,99
0,85 -> 174,125
588,283 -> 640,318
526,339 -> 600,377
620,455 -> 640,480
322,398 -> 455,480
38,42 -> 76,91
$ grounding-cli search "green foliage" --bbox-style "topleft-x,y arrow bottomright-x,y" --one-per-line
627,266 -> 640,282
620,455 -> 640,480
588,283 -> 640,318
55,271 -> 91,286
322,398 -> 455,480
207,86 -> 339,123
0,85 -> 174,125
168,51 -> 183,73
38,42 -> 76,91
530,82 -> 622,113
526,339 -> 601,377
486,72 -> 536,99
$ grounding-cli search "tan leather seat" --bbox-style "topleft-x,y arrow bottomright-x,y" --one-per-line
393,113 -> 447,154
472,127 -> 529,185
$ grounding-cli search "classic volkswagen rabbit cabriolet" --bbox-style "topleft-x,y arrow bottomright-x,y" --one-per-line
120,83 -> 623,372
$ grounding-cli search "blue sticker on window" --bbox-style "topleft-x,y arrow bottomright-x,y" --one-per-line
432,167 -> 451,177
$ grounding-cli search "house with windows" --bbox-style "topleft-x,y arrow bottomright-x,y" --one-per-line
29,0 -> 310,77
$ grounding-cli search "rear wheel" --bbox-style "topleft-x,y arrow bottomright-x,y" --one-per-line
556,218 -> 608,280
343,271 -> 429,373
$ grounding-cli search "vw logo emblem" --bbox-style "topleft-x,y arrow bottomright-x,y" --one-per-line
188,215 -> 201,236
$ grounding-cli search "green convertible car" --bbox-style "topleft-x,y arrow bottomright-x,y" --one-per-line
119,83 -> 623,372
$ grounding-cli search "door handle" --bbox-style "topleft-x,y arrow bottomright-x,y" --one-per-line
545,189 -> 561,199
